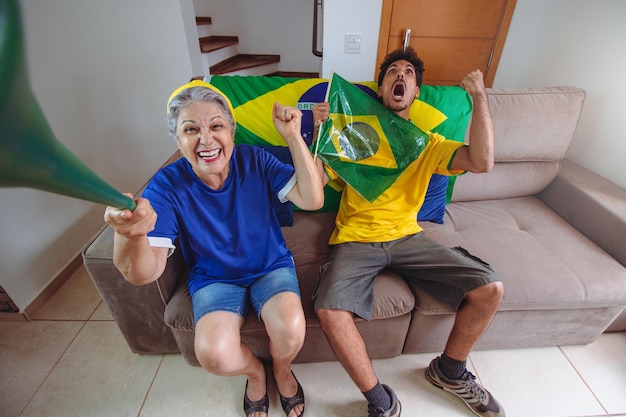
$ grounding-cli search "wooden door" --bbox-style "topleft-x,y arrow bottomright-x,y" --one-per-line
376,0 -> 516,86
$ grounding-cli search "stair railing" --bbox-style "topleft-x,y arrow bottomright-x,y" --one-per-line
312,0 -> 323,57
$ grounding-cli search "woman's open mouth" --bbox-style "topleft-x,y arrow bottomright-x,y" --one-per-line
198,149 -> 221,162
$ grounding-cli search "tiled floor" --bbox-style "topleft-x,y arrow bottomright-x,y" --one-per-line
2,265 -> 625,417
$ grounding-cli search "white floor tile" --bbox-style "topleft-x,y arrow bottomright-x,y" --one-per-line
140,354 -> 246,417
470,346 -> 606,417
291,360 -> 369,417
0,321 -> 83,417
89,301 -> 114,321
18,321 -> 162,417
561,332 -> 626,415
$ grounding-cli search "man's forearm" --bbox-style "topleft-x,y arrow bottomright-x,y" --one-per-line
467,92 -> 494,172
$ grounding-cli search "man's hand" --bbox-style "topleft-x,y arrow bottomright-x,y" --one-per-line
312,102 -> 330,128
104,194 -> 156,238
460,70 -> 487,97
450,69 -> 494,173
312,102 -> 330,145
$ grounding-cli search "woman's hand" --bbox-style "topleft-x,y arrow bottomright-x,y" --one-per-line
272,102 -> 303,145
104,194 -> 156,238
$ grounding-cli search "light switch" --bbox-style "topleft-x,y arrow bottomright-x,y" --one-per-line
344,33 -> 362,54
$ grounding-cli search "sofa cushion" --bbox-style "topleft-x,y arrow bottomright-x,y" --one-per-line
452,87 -> 585,202
486,87 -> 585,162
452,161 -> 561,202
420,196 -> 626,315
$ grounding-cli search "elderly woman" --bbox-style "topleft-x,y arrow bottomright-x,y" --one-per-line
104,80 -> 324,417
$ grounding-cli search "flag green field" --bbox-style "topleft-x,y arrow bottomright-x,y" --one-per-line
315,72 -> 432,202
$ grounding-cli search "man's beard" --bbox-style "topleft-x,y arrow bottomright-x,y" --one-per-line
387,102 -> 408,113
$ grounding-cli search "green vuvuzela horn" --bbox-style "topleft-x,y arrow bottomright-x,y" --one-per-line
0,0 -> 136,211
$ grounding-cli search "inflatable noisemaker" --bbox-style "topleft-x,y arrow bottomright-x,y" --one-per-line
0,0 -> 136,210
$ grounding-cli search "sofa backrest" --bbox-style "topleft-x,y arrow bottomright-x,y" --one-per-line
451,86 -> 586,202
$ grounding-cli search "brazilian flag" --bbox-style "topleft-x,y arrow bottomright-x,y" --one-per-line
209,75 -> 365,211
208,74 -> 471,209
316,72 -> 433,202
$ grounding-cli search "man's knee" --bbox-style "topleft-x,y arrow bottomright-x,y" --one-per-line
468,281 -> 504,306
316,307 -> 353,330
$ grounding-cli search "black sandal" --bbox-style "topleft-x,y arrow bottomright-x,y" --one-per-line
243,380 -> 269,417
278,371 -> 305,417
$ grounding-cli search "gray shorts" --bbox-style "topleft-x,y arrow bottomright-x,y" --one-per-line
313,232 -> 499,320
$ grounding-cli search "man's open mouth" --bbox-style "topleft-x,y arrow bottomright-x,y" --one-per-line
393,82 -> 405,99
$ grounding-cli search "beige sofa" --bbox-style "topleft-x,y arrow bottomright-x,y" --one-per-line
82,85 -> 626,366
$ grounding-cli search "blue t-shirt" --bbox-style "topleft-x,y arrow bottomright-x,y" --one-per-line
143,145 -> 296,296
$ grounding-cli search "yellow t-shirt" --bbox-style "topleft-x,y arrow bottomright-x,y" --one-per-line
327,132 -> 465,244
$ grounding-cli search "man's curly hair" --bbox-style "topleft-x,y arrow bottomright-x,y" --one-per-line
377,46 -> 425,87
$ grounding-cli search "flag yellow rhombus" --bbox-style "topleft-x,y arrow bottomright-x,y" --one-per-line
328,113 -> 398,169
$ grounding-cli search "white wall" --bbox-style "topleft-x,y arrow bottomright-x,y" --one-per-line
0,0 -> 199,310
321,0 -> 383,81
493,0 -> 626,189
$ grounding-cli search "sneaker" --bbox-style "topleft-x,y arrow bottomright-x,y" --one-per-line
426,357 -> 505,417
367,384 -> 402,417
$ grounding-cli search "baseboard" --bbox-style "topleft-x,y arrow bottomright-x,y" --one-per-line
0,311 -> 29,322
20,255 -> 84,321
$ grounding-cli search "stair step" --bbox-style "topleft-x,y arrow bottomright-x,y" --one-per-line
199,36 -> 239,53
269,71 -> 320,78
195,16 -> 212,25
210,54 -> 281,75
193,71 -> 319,81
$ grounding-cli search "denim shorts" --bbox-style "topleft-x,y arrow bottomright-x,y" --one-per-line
313,232 -> 499,320
191,266 -> 301,324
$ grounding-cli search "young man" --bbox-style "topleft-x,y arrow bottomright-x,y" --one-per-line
312,47 -> 505,417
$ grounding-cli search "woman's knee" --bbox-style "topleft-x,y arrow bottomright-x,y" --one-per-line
263,293 -> 305,346
267,311 -> 306,354
193,312 -> 243,374
194,333 -> 237,373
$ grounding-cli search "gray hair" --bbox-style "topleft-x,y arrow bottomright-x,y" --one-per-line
167,86 -> 236,141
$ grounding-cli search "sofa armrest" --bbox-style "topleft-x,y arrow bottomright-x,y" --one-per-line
538,159 -> 626,267
82,225 -> 186,354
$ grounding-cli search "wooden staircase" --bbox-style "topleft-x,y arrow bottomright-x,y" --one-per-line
195,16 -> 317,78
